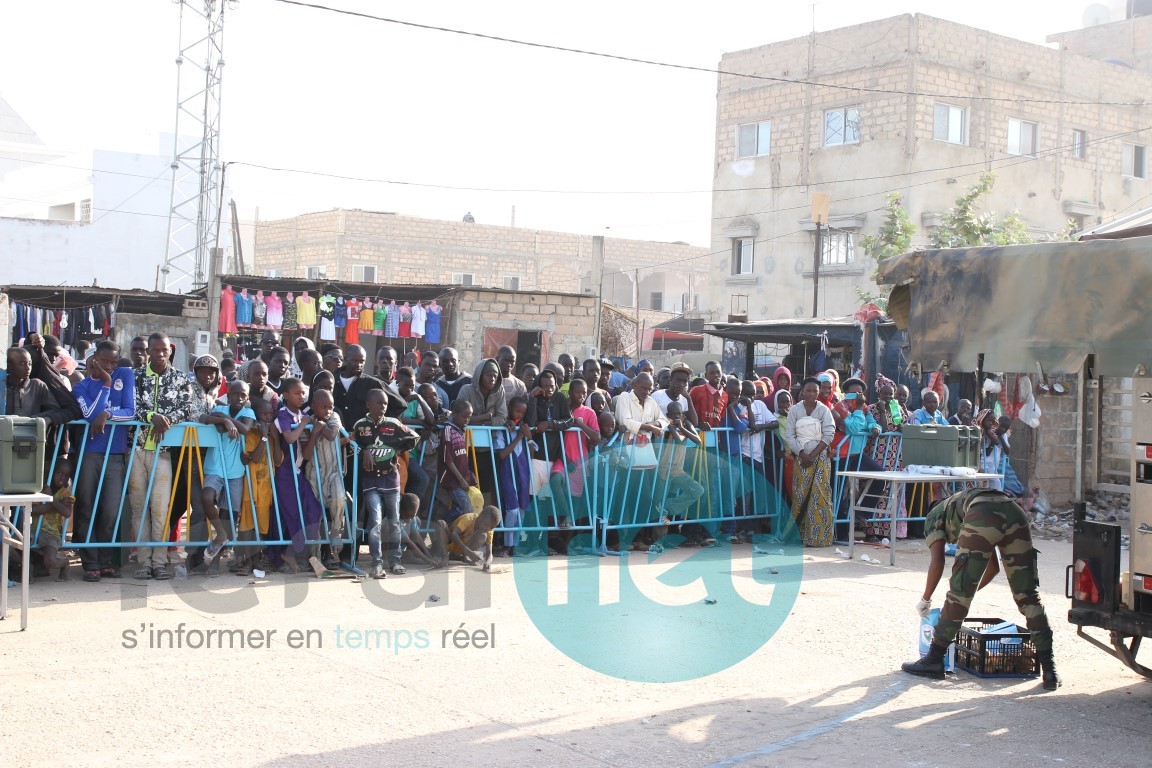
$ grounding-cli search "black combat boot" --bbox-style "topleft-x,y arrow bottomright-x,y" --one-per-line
901,642 -> 947,679
1038,649 -> 1062,690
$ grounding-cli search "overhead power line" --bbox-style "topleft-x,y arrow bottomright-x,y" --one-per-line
272,0 -> 1152,108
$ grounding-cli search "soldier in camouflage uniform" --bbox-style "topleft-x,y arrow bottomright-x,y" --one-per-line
902,487 -> 1061,689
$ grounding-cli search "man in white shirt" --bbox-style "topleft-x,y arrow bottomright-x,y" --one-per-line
651,362 -> 700,428
614,372 -> 668,440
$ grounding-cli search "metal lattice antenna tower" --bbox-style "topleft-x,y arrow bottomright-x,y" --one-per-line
162,0 -> 228,293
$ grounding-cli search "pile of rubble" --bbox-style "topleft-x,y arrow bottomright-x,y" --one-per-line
1030,489 -> 1130,542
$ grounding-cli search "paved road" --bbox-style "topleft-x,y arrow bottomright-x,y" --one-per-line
2,538 -> 1149,767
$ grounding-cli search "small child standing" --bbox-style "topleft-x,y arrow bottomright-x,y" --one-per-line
32,459 -> 75,581
352,389 -> 421,579
305,388 -> 348,568
236,397 -> 280,575
493,395 -> 532,556
438,400 -> 475,525
201,381 -> 255,563
273,378 -> 326,573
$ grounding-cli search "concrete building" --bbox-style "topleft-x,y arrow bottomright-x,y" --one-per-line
708,13 -> 1152,334
0,99 -> 235,291
252,209 -> 710,316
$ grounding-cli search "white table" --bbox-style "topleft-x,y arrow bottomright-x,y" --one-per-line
1,492 -> 51,631
839,471 -> 1002,566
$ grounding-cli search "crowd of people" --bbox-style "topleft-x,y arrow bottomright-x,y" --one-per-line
4,328 -> 1018,584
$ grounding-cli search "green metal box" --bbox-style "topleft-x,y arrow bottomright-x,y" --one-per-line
901,423 -> 973,469
0,416 -> 47,494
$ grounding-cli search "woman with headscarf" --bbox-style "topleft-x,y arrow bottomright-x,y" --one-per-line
786,377 -> 836,547
772,366 -> 792,403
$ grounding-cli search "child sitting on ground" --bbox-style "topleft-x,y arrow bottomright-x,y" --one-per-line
234,397 -> 281,575
398,492 -> 443,568
201,380 -> 255,565
31,459 -> 75,582
493,395 -> 533,557
437,400 -> 475,525
432,504 -> 499,571
303,388 -> 347,569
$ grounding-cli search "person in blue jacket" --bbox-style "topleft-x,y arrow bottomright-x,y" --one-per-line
71,340 -> 137,582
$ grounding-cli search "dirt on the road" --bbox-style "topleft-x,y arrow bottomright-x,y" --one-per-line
2,538 -> 1149,768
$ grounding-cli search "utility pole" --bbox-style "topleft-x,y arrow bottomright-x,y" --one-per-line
810,192 -> 830,317
162,0 -> 229,293
634,267 -> 641,361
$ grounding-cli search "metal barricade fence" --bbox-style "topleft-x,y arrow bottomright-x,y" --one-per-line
23,420 -> 359,556
598,426 -> 790,549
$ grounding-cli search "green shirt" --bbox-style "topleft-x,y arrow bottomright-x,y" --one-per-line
925,487 -> 1012,546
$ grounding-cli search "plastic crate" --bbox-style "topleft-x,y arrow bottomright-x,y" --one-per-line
954,617 -> 1040,678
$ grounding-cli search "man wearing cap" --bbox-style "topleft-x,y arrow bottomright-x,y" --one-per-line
653,362 -> 700,428
606,359 -> 630,396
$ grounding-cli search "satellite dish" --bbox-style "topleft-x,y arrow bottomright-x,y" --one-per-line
1083,3 -> 1112,26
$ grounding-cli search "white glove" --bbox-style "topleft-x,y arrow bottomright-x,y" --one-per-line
916,598 -> 932,618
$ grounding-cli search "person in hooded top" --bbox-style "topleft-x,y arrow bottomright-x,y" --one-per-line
458,358 -> 508,427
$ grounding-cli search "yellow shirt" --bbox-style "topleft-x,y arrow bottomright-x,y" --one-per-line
447,511 -> 494,554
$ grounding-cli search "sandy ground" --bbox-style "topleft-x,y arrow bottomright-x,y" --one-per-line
2,537 -> 1150,768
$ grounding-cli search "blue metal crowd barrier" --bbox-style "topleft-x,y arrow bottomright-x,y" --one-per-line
22,420 -> 359,553
19,413 -> 1008,562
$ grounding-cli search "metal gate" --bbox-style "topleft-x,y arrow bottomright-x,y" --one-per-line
1089,376 -> 1133,492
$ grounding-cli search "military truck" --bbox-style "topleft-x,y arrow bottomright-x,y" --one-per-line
878,234 -> 1152,678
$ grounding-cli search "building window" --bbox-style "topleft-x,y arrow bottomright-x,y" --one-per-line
305,265 -> 326,279
352,264 -> 377,283
737,121 -> 771,158
933,103 -> 967,145
821,232 -> 855,266
650,292 -> 663,311
452,272 -> 475,286
503,275 -> 521,291
732,238 -> 755,274
1007,119 -> 1038,157
78,199 -> 92,222
730,294 -> 749,316
1071,129 -> 1087,159
265,269 -> 283,278
824,106 -> 861,146
1123,143 -> 1147,179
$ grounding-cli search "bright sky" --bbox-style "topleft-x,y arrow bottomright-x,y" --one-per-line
0,0 -> 1102,245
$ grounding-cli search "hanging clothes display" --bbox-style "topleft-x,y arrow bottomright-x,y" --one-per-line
398,301 -> 412,338
296,292 -> 316,329
265,292 -> 284,329
373,301 -> 386,336
410,301 -> 427,338
359,299 -> 375,337
318,294 -> 336,341
235,289 -> 254,328
253,290 -> 268,329
8,299 -> 118,347
384,300 -> 399,338
334,296 -> 347,330
425,300 -> 442,344
282,292 -> 299,331
345,297 -> 361,345
219,285 -> 238,334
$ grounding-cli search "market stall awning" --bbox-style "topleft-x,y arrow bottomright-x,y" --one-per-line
877,237 -> 1152,376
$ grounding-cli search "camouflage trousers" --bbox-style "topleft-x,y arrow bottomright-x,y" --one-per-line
933,499 -> 1053,652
